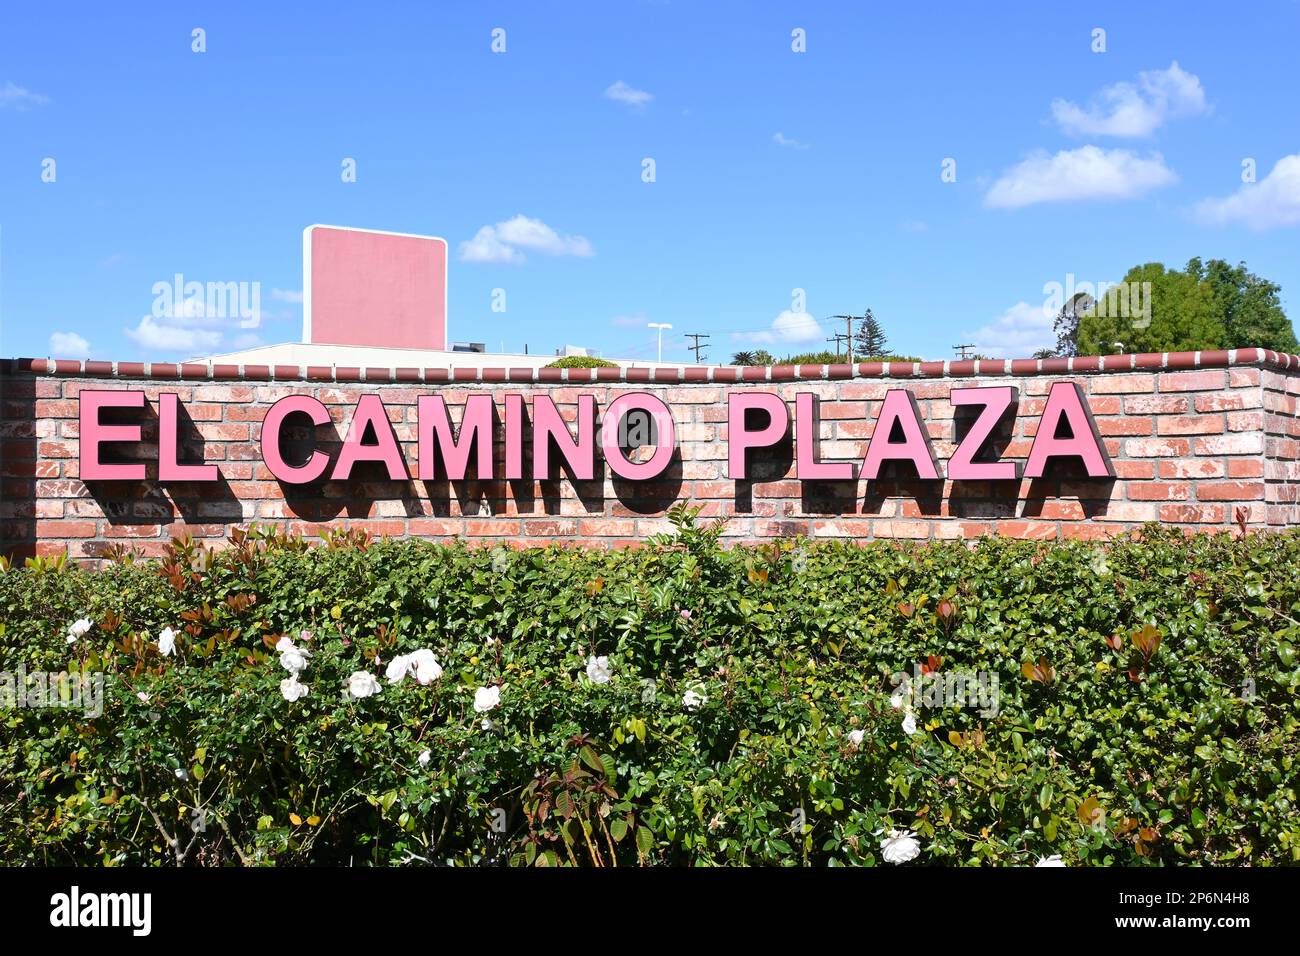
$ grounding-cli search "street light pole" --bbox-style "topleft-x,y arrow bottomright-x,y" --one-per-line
648,322 -> 672,363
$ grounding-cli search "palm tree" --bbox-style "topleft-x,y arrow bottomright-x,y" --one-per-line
731,350 -> 757,366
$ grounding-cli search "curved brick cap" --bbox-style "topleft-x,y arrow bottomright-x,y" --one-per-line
4,348 -> 1299,383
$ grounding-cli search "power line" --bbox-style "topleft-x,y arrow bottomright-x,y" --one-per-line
685,332 -> 710,364
953,343 -> 977,360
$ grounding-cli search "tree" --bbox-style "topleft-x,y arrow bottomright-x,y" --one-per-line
1077,258 -> 1296,355
1032,348 -> 1058,359
731,350 -> 756,366
730,349 -> 774,366
1194,258 -> 1296,350
857,309 -> 888,356
1053,292 -> 1093,357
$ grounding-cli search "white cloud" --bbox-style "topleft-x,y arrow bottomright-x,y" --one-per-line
1194,154 -> 1300,231
604,80 -> 652,109
271,288 -> 303,304
965,301 -> 1056,358
737,310 -> 824,346
458,215 -> 594,264
773,132 -> 811,150
124,315 -> 222,353
1051,62 -> 1206,138
458,226 -> 523,264
0,81 -> 49,110
49,331 -> 89,358
985,146 -> 1176,209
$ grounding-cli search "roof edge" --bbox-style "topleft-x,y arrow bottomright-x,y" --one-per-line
3,348 -> 1297,385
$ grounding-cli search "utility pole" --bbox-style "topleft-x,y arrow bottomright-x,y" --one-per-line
826,333 -> 848,360
685,332 -> 710,364
953,343 -> 977,360
831,314 -> 857,362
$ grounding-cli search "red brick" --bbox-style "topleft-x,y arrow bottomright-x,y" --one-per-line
1156,415 -> 1223,435
1126,482 -> 1190,501
1196,481 -> 1265,501
1159,503 -> 1226,523
1158,459 -> 1224,479
1160,370 -> 1227,392
1125,438 -> 1191,457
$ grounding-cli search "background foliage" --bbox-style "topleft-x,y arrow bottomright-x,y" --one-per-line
2,514 -> 1298,866
1075,257 -> 1296,356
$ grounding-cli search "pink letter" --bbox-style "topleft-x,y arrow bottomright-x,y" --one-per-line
332,394 -> 408,480
947,386 -> 1019,480
418,394 -> 494,480
1024,381 -> 1114,478
602,392 -> 676,480
504,394 -> 525,480
533,395 -> 595,480
860,389 -> 940,480
158,393 -> 218,481
79,390 -> 146,480
795,393 -> 854,480
727,392 -> 790,480
262,395 -> 331,484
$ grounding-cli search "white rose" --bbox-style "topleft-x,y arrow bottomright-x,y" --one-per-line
67,618 -> 92,643
407,649 -> 443,685
279,646 -> 311,675
847,729 -> 865,748
137,692 -> 151,703
481,717 -> 499,732
418,749 -> 432,768
158,627 -> 177,657
889,691 -> 907,710
280,676 -> 309,702
473,685 -> 501,712
385,653 -> 412,684
346,671 -> 382,699
901,713 -> 918,736
585,655 -> 612,685
879,828 -> 922,864
1035,855 -> 1066,867
274,636 -> 297,653
682,687 -> 706,711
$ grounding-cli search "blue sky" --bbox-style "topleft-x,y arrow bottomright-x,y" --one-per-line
1,0 -> 1297,364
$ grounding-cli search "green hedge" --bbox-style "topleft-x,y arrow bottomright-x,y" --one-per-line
1,512 -> 1297,866
543,356 -> 619,368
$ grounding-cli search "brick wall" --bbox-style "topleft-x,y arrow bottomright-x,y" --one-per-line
3,349 -> 1299,561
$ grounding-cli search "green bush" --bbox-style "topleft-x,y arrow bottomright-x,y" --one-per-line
1,514 -> 1297,866
779,351 -> 923,365
543,356 -> 619,368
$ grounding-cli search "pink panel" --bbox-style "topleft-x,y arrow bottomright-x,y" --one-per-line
306,226 -> 447,349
